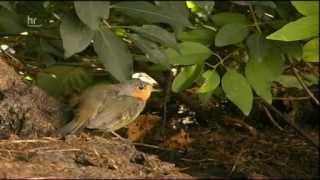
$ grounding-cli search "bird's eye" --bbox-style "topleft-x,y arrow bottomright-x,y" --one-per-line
138,84 -> 145,90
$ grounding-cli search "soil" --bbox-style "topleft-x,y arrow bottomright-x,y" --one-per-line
0,55 -> 319,178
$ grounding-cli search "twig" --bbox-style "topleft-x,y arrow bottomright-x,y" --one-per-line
0,139 -> 58,145
289,58 -> 320,105
263,101 -> 319,149
133,142 -> 182,153
181,158 -> 219,163
263,105 -> 284,131
249,5 -> 262,33
223,116 -> 257,137
161,70 -> 173,139
230,148 -> 247,175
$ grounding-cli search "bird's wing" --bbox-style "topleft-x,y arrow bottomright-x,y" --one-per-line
58,84 -> 120,136
86,96 -> 145,131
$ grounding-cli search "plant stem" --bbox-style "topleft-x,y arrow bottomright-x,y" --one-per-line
288,58 -> 320,105
249,5 -> 262,33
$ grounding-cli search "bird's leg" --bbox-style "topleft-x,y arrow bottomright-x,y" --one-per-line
110,131 -> 132,144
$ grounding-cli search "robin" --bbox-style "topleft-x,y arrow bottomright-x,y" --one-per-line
58,78 -> 158,137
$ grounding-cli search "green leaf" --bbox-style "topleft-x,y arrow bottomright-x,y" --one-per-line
60,14 -> 95,58
130,25 -> 178,50
245,44 -> 285,104
222,69 -> 253,116
303,73 -> 319,86
166,41 -> 213,65
129,33 -> 169,66
303,38 -> 319,62
246,33 -> 270,62
0,2 -> 12,11
156,1 -> 190,33
113,1 -> 191,33
245,61 -> 272,104
94,27 -> 133,81
275,75 -> 302,89
266,15 -> 319,41
278,41 -> 303,61
215,23 -> 249,47
291,1 -> 319,16
74,1 -> 110,30
197,70 -> 220,93
276,73 -> 319,89
0,8 -> 25,34
172,64 -> 203,93
177,28 -> 216,46
36,65 -> 93,96
211,12 -> 247,27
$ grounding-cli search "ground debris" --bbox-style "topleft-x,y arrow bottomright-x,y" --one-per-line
0,135 -> 192,178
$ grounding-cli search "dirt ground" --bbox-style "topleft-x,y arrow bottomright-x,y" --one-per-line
0,56 -> 319,178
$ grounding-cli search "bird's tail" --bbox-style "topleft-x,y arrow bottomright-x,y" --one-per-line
57,118 -> 86,136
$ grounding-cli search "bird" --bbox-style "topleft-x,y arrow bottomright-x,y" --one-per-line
58,78 -> 158,137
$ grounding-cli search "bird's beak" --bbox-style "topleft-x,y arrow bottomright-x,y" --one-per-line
152,88 -> 162,92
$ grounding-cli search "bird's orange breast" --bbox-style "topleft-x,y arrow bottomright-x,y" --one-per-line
132,85 -> 153,102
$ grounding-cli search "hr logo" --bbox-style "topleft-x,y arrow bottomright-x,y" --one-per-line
26,15 -> 43,28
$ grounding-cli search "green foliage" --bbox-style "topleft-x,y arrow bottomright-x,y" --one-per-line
303,38 -> 319,62
0,1 -> 318,116
266,15 -> 318,41
94,27 -> 133,82
172,64 -> 203,93
267,1 -> 319,41
196,70 -> 220,93
113,1 -> 191,33
60,14 -> 94,58
211,12 -> 247,27
0,7 -> 25,34
74,1 -> 110,30
291,1 -> 319,16
36,65 -> 93,96
166,41 -> 212,65
128,33 -> 169,65
215,23 -> 249,47
177,28 -> 215,46
222,69 -> 253,116
275,74 -> 319,89
130,25 -> 178,50
245,34 -> 285,104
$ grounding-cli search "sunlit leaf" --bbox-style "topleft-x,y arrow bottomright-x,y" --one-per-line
303,38 -> 319,62
172,64 -> 203,92
197,70 -> 220,93
222,69 -> 253,115
291,1 -> 319,16
266,15 -> 319,41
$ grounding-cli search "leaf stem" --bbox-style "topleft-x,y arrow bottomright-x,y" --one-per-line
109,25 -> 132,29
249,5 -> 262,33
201,24 -> 217,32
209,49 -> 238,69
289,58 -> 320,105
